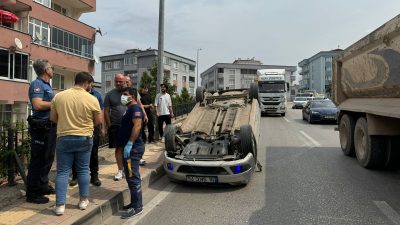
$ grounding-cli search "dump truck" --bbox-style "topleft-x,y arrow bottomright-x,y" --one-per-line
332,14 -> 400,169
163,84 -> 260,185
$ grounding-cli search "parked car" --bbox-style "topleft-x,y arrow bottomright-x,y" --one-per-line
302,99 -> 338,124
163,85 -> 260,185
292,97 -> 308,109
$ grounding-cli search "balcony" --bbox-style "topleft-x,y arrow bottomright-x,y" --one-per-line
189,81 -> 195,87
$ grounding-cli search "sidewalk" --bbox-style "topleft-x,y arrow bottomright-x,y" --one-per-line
0,141 -> 166,225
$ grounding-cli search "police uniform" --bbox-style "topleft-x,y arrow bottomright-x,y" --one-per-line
26,77 -> 57,202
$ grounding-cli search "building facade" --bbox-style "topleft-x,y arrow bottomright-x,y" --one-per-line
298,49 -> 342,96
100,49 -> 196,96
201,58 -> 296,93
0,0 -> 96,124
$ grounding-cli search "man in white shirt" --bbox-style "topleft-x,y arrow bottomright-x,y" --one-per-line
154,83 -> 174,142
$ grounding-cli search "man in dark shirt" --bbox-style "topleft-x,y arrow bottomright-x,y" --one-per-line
70,88 -> 105,186
139,85 -> 154,143
26,59 -> 57,204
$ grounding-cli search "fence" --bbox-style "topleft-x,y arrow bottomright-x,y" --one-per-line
172,101 -> 197,118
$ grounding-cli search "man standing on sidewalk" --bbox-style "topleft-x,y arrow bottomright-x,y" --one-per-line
140,85 -> 154,143
104,74 -> 127,180
70,87 -> 104,187
50,72 -> 101,215
26,59 -> 57,204
155,83 -> 174,142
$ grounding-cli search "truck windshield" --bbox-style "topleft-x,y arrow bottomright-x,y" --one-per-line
258,82 -> 285,93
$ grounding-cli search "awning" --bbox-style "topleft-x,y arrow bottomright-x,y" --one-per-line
0,9 -> 19,23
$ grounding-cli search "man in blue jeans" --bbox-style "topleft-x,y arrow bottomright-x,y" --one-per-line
117,87 -> 145,219
50,72 -> 101,215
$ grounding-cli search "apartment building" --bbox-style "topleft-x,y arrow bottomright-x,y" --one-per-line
100,49 -> 196,96
0,0 -> 96,124
201,58 -> 296,92
298,49 -> 342,96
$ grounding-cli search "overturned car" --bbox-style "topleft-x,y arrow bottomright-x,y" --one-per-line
163,84 -> 261,185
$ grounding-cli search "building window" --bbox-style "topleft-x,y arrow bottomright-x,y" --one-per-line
163,56 -> 170,65
0,104 -> 12,124
105,74 -> 113,93
105,62 -> 112,70
183,64 -> 188,72
34,0 -> 51,7
172,74 -> 178,81
0,49 -> 28,80
229,69 -> 235,75
51,27 -> 93,58
113,61 -> 121,69
52,73 -> 64,90
182,76 -> 187,87
173,62 -> 178,69
124,56 -> 137,65
51,2 -> 67,15
240,69 -> 257,74
29,18 -> 49,46
217,68 -> 224,73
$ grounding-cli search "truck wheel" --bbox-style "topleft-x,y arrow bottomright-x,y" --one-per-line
196,87 -> 204,102
240,125 -> 255,159
384,136 -> 400,169
339,114 -> 355,156
281,113 -> 285,117
164,125 -> 177,153
249,83 -> 258,100
354,117 -> 386,169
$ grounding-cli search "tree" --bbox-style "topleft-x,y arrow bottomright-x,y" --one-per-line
180,87 -> 193,103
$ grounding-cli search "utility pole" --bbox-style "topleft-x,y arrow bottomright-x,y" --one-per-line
196,48 -> 202,87
157,0 -> 164,93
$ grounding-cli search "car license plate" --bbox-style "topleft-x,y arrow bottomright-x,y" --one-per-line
325,116 -> 335,119
186,175 -> 218,183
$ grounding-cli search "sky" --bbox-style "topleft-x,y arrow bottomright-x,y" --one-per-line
81,0 -> 400,82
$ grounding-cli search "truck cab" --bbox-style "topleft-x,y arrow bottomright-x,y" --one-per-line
257,69 -> 288,116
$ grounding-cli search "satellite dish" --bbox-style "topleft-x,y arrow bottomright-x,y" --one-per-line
94,55 -> 100,64
35,32 -> 43,41
14,38 -> 23,49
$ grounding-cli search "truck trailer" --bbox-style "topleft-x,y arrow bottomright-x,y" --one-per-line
332,14 -> 400,169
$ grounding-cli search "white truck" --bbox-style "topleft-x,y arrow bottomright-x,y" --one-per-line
257,69 -> 288,116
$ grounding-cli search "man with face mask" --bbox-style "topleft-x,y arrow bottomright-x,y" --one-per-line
104,74 -> 127,180
50,72 -> 101,215
154,83 -> 174,142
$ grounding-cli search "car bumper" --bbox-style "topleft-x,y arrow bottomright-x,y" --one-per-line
163,152 -> 255,185
310,114 -> 337,122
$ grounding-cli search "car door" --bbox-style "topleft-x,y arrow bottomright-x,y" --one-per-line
302,102 -> 311,118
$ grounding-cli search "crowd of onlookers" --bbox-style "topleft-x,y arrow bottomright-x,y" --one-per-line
26,58 -> 174,218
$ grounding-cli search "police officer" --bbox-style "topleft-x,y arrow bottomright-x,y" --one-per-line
26,59 -> 57,204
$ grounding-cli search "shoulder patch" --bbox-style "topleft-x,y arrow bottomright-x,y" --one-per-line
134,111 -> 141,117
34,87 -> 41,93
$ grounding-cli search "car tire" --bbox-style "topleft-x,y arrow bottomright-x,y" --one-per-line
240,125 -> 255,159
196,87 -> 204,102
249,83 -> 258,100
164,125 -> 177,153
339,114 -> 355,156
354,117 -> 387,169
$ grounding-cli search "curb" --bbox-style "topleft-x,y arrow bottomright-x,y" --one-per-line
73,152 -> 165,225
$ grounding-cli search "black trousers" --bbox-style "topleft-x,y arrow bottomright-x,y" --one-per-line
72,126 -> 100,178
141,111 -> 154,142
157,115 -> 171,137
26,125 -> 56,196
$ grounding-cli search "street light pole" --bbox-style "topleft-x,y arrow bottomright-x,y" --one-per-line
157,0 -> 164,94
196,48 -> 202,87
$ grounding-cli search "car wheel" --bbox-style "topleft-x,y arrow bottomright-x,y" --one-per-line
249,83 -> 258,100
339,114 -> 355,156
240,125 -> 255,159
354,117 -> 387,169
164,125 -> 177,153
196,87 -> 204,102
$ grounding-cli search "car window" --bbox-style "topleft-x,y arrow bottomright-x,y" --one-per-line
295,97 -> 307,101
310,101 -> 336,108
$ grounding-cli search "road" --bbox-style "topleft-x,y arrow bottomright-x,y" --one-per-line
104,106 -> 400,225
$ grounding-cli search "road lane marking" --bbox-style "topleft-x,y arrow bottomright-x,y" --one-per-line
374,201 -> 400,225
283,117 -> 290,122
299,130 -> 321,147
124,183 -> 177,225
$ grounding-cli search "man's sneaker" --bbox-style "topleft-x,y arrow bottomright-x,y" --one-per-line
69,177 -> 78,187
78,199 -> 89,210
121,207 -> 143,219
139,159 -> 146,166
41,184 -> 55,195
114,170 -> 124,181
26,195 -> 49,204
161,137 -> 165,143
53,204 -> 65,216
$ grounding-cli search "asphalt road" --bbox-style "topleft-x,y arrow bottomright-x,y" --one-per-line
104,106 -> 400,225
